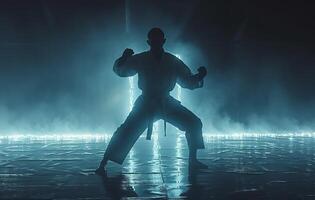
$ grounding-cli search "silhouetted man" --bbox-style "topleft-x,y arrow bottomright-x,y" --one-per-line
96,28 -> 207,175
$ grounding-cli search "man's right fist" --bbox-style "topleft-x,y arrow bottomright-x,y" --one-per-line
122,48 -> 134,57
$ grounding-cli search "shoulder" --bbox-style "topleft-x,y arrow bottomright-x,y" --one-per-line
164,52 -> 178,59
133,51 -> 150,58
127,51 -> 149,64
164,52 -> 186,68
164,52 -> 183,64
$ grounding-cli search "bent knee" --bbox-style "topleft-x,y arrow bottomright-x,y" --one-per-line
194,117 -> 203,130
187,117 -> 202,132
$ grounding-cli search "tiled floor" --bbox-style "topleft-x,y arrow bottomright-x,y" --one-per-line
1,132 -> 315,199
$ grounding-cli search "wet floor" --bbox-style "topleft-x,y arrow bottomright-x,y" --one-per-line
1,132 -> 315,199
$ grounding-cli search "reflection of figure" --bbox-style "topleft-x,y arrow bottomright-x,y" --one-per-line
180,168 -> 204,199
101,174 -> 138,198
96,28 -> 207,175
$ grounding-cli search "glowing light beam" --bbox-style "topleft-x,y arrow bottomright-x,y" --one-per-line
1,132 -> 315,142
174,54 -> 182,102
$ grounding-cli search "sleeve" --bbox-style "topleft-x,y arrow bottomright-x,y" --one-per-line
176,59 -> 203,90
113,55 -> 139,77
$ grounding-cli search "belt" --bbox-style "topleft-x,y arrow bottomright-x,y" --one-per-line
146,97 -> 167,140
146,120 -> 167,140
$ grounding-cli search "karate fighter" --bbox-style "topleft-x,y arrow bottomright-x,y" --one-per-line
96,28 -> 208,175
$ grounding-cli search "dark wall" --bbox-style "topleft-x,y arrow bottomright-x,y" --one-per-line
0,0 -> 314,133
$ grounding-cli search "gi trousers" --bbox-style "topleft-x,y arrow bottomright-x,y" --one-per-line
103,95 -> 205,164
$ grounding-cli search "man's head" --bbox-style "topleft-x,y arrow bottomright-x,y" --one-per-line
147,28 -> 166,50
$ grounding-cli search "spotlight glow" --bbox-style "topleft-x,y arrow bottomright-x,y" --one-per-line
0,133 -> 110,143
1,132 -> 315,142
128,77 -> 134,111
175,54 -> 181,59
174,54 -> 182,102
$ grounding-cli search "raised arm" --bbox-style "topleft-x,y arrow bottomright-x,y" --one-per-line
176,58 -> 207,90
113,48 -> 138,77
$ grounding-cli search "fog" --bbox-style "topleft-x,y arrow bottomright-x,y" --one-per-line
0,0 -> 314,134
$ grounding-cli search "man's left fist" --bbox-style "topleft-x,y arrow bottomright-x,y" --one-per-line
197,66 -> 207,79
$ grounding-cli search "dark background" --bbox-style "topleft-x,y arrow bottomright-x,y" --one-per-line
0,0 -> 314,133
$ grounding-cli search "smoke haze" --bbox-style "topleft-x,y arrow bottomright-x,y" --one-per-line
0,0 -> 314,134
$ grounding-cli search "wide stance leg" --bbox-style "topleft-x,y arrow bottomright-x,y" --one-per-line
163,98 -> 207,169
97,97 -> 150,173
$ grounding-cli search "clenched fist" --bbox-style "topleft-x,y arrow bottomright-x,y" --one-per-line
122,48 -> 134,58
197,66 -> 207,79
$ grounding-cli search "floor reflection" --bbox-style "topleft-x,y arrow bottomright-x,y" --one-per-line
101,174 -> 138,199
180,169 -> 206,199
1,133 -> 315,199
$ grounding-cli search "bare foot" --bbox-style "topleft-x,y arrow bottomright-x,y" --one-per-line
95,167 -> 107,177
